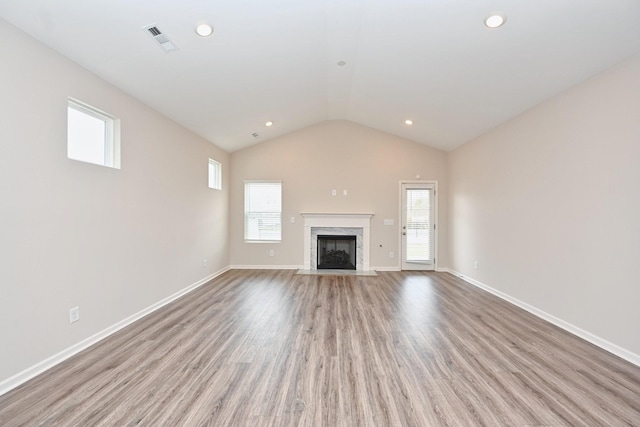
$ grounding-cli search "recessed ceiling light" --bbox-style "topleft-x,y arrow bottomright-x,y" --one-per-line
337,61 -> 347,67
195,23 -> 213,37
405,119 -> 413,125
485,14 -> 505,28
265,121 -> 273,127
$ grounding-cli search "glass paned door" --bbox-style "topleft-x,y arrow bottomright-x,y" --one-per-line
401,183 -> 435,270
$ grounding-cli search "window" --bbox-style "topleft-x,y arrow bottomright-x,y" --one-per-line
208,159 -> 222,190
67,98 -> 120,168
244,181 -> 282,241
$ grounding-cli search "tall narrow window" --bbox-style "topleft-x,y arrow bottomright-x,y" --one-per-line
208,159 -> 222,190
67,98 -> 120,168
244,181 -> 282,241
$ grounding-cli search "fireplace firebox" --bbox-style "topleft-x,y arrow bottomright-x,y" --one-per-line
317,235 -> 356,270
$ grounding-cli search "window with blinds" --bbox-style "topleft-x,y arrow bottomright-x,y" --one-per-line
405,188 -> 432,261
244,181 -> 282,241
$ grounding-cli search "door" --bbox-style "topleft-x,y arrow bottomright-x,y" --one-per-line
401,182 -> 436,270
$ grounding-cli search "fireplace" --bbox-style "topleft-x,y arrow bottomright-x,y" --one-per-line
317,235 -> 356,270
301,213 -> 373,271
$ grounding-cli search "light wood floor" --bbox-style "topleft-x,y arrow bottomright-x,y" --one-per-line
1,270 -> 639,426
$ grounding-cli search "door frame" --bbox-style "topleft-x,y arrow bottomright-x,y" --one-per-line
398,180 -> 438,271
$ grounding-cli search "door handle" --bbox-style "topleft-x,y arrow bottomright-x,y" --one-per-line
402,232 -> 406,235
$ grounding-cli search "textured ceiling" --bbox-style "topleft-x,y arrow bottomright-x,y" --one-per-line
2,0 -> 640,152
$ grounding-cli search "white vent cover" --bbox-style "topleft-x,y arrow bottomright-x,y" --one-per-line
143,24 -> 177,53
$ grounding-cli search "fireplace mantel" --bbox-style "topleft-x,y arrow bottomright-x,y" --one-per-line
302,213 -> 373,271
301,212 -> 374,220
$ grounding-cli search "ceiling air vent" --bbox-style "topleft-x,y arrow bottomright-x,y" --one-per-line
143,24 -> 177,53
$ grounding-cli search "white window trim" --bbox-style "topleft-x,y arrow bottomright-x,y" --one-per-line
67,97 -> 121,169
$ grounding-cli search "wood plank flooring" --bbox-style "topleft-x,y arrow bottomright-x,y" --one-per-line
1,270 -> 639,426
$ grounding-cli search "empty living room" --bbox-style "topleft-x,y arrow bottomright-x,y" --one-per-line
1,1 -> 639,425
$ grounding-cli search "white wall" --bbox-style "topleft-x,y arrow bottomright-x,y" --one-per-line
229,120 -> 448,269
0,20 -> 230,385
448,53 -> 640,359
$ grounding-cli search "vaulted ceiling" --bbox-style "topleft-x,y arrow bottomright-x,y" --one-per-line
2,0 -> 640,152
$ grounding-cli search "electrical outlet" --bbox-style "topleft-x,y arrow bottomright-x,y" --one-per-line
343,189 -> 348,196
269,249 -> 275,257
202,258 -> 207,268
69,307 -> 80,323
331,189 -> 337,196
474,261 -> 478,270
389,251 -> 395,258
290,216 -> 296,223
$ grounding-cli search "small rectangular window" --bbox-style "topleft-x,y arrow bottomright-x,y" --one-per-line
208,159 -> 222,190
67,98 -> 120,168
244,181 -> 282,241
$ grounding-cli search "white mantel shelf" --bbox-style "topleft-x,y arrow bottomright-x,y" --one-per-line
301,212 -> 374,217
302,213 -> 373,271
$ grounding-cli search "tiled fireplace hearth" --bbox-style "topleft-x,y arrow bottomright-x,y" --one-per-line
301,213 -> 373,271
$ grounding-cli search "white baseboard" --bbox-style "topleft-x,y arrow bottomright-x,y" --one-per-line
447,269 -> 640,368
0,267 -> 230,397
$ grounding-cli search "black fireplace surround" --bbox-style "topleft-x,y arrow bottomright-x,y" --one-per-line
317,235 -> 356,270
